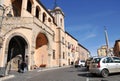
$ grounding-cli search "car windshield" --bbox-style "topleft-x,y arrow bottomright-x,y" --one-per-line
81,60 -> 85,62
93,58 -> 101,63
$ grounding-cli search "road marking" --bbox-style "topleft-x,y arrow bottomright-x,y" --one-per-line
0,75 -> 15,81
86,78 -> 89,81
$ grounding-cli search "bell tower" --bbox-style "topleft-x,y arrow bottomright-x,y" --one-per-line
50,0 -> 65,31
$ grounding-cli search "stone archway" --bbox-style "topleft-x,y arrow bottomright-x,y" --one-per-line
34,33 -> 49,67
6,36 -> 28,72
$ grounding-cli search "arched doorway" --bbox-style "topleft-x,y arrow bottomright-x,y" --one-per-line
7,36 -> 28,71
34,33 -> 48,67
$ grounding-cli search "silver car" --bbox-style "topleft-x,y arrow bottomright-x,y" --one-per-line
89,56 -> 120,77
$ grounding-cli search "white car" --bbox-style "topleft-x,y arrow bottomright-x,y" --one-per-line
78,60 -> 85,67
89,56 -> 120,77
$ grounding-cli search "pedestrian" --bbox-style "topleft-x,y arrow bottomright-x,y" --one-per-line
18,60 -> 21,72
25,55 -> 29,71
20,61 -> 27,73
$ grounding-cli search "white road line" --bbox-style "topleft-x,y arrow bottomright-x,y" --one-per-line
0,75 -> 15,81
86,78 -> 89,81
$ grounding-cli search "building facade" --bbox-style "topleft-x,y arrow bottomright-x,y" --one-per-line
0,0 -> 90,75
97,45 -> 107,56
78,43 -> 90,61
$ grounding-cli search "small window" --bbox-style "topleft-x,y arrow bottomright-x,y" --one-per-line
63,52 -> 65,59
53,50 -> 55,59
43,13 -> 46,23
36,7 -> 40,18
27,0 -> 32,13
62,37 -> 64,44
60,18 -> 62,26
68,52 -> 70,56
48,18 -> 51,22
68,42 -> 70,49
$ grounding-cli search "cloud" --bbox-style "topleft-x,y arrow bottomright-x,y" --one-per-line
81,33 -> 96,42
66,24 -> 98,42
66,24 -> 94,32
86,33 -> 96,39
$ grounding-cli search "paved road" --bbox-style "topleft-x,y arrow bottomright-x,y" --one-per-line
1,66 -> 120,81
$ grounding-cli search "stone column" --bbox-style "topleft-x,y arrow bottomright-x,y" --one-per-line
21,0 -> 28,17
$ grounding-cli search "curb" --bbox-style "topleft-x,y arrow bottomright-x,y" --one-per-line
0,75 -> 15,81
37,66 -> 70,72
0,66 -> 70,81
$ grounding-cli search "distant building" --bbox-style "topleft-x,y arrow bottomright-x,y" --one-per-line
97,45 -> 107,56
77,43 -> 90,61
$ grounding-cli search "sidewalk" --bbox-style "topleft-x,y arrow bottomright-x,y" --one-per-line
0,66 -> 70,81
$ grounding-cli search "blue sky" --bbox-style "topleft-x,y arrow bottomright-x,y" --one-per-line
40,0 -> 120,56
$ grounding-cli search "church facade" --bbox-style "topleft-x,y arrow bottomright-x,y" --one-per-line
0,0 -> 90,75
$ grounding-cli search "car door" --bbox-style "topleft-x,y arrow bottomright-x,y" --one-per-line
105,57 -> 117,73
112,57 -> 120,72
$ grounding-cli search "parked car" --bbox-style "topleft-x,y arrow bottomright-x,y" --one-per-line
89,56 -> 120,77
75,60 -> 85,68
78,60 -> 85,67
85,57 -> 93,69
85,56 -> 98,69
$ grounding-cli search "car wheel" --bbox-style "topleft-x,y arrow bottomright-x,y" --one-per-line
80,64 -> 83,67
101,69 -> 109,77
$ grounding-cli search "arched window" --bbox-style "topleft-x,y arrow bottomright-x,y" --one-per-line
11,0 -> 22,16
60,18 -> 62,26
36,6 -> 40,18
27,0 -> 32,13
43,12 -> 46,23
48,18 -> 51,22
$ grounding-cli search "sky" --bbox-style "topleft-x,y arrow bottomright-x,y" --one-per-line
40,0 -> 120,56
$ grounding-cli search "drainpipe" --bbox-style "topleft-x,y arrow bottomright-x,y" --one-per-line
59,28 -> 61,67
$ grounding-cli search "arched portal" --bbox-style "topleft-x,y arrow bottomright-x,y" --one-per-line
7,36 -> 28,71
36,33 -> 48,49
34,33 -> 48,67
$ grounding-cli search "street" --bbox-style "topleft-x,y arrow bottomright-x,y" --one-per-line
2,66 -> 120,81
